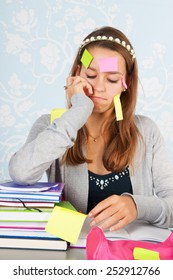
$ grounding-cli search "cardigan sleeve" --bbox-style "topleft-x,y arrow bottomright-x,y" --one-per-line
129,116 -> 173,228
9,93 -> 93,185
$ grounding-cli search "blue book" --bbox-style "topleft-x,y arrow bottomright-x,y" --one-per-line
0,229 -> 68,250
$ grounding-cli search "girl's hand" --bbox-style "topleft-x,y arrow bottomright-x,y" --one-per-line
88,195 -> 137,231
65,76 -> 93,102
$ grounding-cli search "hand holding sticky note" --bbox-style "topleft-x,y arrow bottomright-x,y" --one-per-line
46,206 -> 87,244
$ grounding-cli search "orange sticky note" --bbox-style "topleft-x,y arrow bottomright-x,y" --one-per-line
114,93 -> 123,121
45,206 -> 87,244
133,247 -> 160,260
51,108 -> 67,123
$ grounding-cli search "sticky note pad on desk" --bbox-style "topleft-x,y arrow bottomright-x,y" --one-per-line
51,108 -> 67,123
133,247 -> 160,260
46,206 -> 87,244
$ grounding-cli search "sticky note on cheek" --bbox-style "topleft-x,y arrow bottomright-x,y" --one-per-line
114,93 -> 123,121
98,57 -> 118,72
133,247 -> 160,260
51,108 -> 67,123
45,206 -> 87,244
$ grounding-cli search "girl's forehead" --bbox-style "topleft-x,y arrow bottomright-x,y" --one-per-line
88,47 -> 124,61
83,47 -> 126,73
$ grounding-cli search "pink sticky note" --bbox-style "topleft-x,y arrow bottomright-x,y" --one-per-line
122,75 -> 128,89
98,57 -> 118,72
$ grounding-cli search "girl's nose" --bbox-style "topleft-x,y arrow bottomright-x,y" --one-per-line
93,77 -> 105,92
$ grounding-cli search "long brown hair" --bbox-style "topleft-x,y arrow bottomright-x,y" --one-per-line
63,26 -> 140,172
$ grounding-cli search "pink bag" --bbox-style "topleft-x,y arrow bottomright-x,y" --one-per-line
86,226 -> 173,260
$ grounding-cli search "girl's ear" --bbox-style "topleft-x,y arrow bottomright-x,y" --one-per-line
75,65 -> 81,76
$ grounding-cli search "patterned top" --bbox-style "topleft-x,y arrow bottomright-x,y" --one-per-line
87,168 -> 133,213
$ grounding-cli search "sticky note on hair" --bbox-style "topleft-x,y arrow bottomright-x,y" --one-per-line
45,206 -> 87,244
98,57 -> 118,72
51,108 -> 67,123
133,247 -> 160,260
114,93 -> 123,121
122,75 -> 127,89
80,49 -> 93,69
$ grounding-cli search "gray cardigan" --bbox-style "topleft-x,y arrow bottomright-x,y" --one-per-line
9,93 -> 173,228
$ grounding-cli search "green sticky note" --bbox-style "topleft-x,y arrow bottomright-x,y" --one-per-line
45,206 -> 87,244
80,49 -> 93,69
133,247 -> 160,260
51,108 -> 67,123
57,201 -> 77,212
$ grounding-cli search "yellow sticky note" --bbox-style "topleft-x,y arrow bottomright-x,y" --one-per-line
51,108 -> 67,123
114,93 -> 123,121
80,49 -> 93,69
133,247 -> 160,260
45,206 -> 87,244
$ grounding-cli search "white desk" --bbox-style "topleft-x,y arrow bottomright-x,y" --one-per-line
0,248 -> 86,260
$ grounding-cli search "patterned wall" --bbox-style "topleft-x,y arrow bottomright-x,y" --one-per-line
1,0 -> 173,181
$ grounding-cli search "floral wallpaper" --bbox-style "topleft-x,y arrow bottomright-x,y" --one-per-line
1,0 -> 173,181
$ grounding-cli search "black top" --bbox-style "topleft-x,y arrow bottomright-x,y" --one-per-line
87,167 -> 133,213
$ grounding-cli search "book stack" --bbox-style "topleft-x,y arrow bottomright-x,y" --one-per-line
0,181 -> 68,250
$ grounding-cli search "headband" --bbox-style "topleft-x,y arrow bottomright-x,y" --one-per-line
79,35 -> 136,60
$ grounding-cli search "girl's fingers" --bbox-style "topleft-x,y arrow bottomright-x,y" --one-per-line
89,195 -> 118,218
109,217 -> 129,231
65,76 -> 93,97
99,212 -> 125,231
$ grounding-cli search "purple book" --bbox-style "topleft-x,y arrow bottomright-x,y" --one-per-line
0,181 -> 64,196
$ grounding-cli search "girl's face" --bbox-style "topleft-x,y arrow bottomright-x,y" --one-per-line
79,47 -> 127,113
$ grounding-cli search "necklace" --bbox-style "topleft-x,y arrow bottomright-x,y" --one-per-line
88,134 -> 102,142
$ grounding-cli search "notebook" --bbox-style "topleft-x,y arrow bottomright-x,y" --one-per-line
71,218 -> 172,248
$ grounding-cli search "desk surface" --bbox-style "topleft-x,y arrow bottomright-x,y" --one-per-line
0,248 -> 86,260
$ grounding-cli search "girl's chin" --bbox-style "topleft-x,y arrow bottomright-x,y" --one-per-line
91,102 -> 114,114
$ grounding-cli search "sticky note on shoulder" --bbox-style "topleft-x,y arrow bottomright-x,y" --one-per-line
51,108 -> 67,123
45,206 -> 87,244
133,247 -> 160,260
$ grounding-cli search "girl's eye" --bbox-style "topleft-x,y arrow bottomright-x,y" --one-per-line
86,75 -> 97,79
107,79 -> 119,83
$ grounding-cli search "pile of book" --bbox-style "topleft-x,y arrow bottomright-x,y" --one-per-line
0,181 -> 68,250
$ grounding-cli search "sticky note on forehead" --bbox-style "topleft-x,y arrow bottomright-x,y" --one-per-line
80,49 -> 93,69
45,206 -> 87,244
98,57 -> 118,72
